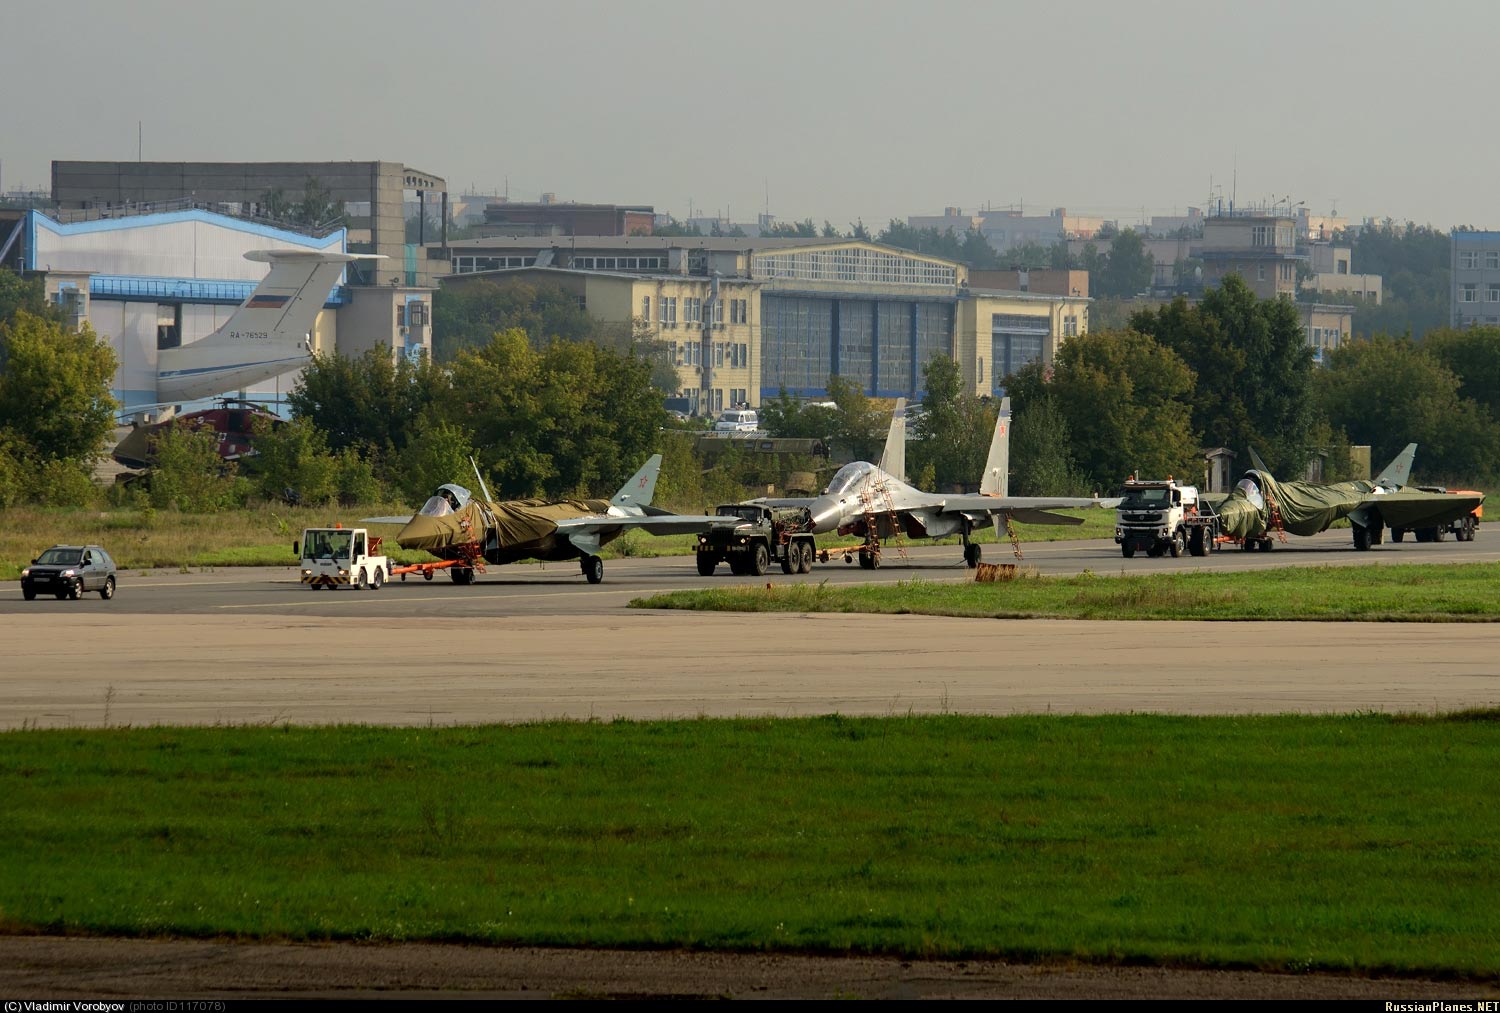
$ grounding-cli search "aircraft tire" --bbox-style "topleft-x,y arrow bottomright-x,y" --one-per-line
1240,540 -> 1255,552
1353,524 -> 1370,551
584,555 -> 604,584
696,554 -> 717,576
1257,538 -> 1273,552
964,543 -> 981,568
1391,528 -> 1405,542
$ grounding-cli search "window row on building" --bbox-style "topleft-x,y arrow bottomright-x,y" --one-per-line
753,246 -> 958,288
1457,250 -> 1500,270
570,255 -> 665,271
451,255 -> 536,273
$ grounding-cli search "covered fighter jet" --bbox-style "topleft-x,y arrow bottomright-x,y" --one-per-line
1209,444 -> 1484,551
364,454 -> 719,584
759,397 -> 1115,568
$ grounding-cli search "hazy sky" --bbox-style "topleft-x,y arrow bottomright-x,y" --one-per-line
4,0 -> 1493,230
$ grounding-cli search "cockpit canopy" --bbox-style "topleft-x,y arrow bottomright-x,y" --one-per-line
824,461 -> 875,497
420,483 -> 472,517
1236,475 -> 1266,511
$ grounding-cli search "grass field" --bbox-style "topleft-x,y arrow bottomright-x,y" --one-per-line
0,506 -> 1115,580
631,562 -> 1500,622
2,714 -> 1497,977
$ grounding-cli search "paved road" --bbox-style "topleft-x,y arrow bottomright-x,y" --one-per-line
2,533 -> 1497,728
3,529 -> 1495,620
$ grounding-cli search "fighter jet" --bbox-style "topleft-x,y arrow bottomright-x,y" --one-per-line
364,454 -> 720,584
759,397 -> 1115,569
1208,444 -> 1484,551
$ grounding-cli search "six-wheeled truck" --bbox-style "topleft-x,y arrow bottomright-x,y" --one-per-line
696,504 -> 817,576
1389,486 -> 1483,543
296,526 -> 391,589
1115,478 -> 1220,558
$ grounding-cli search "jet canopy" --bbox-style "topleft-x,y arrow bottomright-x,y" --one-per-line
420,484 -> 472,517
824,461 -> 875,497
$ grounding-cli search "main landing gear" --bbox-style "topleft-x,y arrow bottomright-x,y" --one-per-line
581,554 -> 604,584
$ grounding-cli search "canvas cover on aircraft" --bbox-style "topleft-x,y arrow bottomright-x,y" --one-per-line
395,498 -> 612,552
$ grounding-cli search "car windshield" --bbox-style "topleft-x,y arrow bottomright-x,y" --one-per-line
304,531 -> 353,558
717,505 -> 763,522
1119,487 -> 1170,510
824,461 -> 873,497
36,548 -> 82,565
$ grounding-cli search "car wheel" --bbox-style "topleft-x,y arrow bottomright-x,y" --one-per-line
696,553 -> 717,576
749,543 -> 769,577
99,576 -> 115,600
1169,534 -> 1184,558
55,592 -> 68,600
371,568 -> 383,590
779,548 -> 796,574
1122,543 -> 1135,558
799,543 -> 815,574
67,582 -> 82,600
356,568 -> 368,590
22,586 -> 35,601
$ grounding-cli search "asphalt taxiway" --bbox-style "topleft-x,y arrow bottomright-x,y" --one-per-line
2,532 -> 1497,728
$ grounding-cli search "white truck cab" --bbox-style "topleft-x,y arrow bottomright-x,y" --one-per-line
296,526 -> 391,590
1115,478 -> 1216,558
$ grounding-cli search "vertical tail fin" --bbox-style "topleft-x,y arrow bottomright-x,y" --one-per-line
980,397 -> 1011,496
156,250 -> 381,402
878,397 -> 906,482
1374,443 -> 1418,489
613,454 -> 662,508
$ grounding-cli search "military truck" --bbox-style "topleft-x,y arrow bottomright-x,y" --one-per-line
1115,478 -> 1219,558
696,504 -> 817,576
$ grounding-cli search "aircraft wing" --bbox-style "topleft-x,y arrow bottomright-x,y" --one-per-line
937,494 -> 1120,524
746,497 -> 817,508
362,514 -> 415,525
1365,490 -> 1484,530
556,512 -> 725,556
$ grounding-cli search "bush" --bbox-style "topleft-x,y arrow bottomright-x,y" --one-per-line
30,457 -> 99,508
148,426 -> 242,512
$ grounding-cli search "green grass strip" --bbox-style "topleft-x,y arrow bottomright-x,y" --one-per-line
630,562 -> 1500,622
2,714 -> 1499,977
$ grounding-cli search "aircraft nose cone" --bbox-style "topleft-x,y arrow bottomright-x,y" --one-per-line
808,495 -> 844,533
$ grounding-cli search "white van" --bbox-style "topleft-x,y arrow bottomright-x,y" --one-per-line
714,409 -> 761,434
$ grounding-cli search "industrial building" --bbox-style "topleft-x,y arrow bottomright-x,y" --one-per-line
436,236 -> 1089,410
